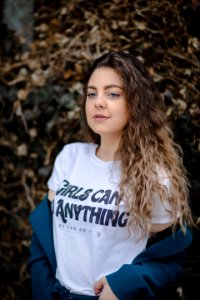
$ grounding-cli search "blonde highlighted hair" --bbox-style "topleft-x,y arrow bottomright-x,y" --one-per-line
82,51 -> 193,236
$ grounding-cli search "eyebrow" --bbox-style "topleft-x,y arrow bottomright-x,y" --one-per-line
87,84 -> 123,90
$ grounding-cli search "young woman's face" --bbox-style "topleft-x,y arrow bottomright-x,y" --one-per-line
85,67 -> 129,140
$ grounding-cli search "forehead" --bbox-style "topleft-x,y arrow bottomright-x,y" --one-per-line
88,67 -> 124,87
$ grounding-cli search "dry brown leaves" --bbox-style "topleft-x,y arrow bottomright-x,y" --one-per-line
0,1 -> 199,299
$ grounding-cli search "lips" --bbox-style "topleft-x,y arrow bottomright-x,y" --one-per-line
93,114 -> 110,120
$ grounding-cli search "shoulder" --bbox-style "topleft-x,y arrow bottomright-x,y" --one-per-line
61,142 -> 95,153
47,142 -> 97,192
59,142 -> 96,158
29,195 -> 50,225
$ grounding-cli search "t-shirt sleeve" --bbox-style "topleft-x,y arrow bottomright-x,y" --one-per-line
47,147 -> 66,192
151,175 -> 173,224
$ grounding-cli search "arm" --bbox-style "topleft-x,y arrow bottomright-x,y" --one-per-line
95,251 -> 185,300
95,225 -> 179,299
27,232 -> 56,300
106,252 -> 185,300
105,227 -> 191,300
48,189 -> 55,201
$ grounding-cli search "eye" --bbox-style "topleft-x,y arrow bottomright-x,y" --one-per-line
107,92 -> 120,98
87,92 -> 97,98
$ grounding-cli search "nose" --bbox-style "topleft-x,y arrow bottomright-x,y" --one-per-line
94,94 -> 106,109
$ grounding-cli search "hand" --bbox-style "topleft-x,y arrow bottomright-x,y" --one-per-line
94,277 -> 118,300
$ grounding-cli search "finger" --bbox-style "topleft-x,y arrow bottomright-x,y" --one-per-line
94,278 -> 105,295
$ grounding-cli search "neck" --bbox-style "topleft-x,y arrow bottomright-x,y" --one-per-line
96,136 -> 121,161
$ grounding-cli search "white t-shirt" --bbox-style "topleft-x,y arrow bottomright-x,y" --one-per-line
47,142 -> 172,296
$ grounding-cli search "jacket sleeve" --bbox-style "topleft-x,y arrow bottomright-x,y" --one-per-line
106,252 -> 185,300
27,232 -> 56,300
106,226 -> 192,300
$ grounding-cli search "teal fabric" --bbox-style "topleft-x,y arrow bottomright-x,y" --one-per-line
28,196 -> 192,300
106,227 -> 192,299
28,195 -> 56,300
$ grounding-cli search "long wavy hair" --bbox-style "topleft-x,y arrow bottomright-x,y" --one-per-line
82,51 -> 193,235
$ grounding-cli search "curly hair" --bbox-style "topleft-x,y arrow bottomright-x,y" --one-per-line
82,51 -> 193,236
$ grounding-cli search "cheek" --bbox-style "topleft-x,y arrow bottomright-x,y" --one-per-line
85,101 -> 93,122
85,101 -> 90,115
118,104 -> 129,117
120,107 -> 129,126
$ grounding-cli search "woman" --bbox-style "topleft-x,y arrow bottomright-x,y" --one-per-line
28,51 -> 193,300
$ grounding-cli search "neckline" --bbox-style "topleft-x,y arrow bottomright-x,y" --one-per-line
90,144 -> 120,167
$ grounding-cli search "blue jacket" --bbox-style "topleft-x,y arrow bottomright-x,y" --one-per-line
27,195 -> 193,300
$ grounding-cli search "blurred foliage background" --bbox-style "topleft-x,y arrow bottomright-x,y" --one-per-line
0,0 -> 199,299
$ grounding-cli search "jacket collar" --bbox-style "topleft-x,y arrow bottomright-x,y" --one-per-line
29,194 -> 56,273
133,226 -> 193,264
